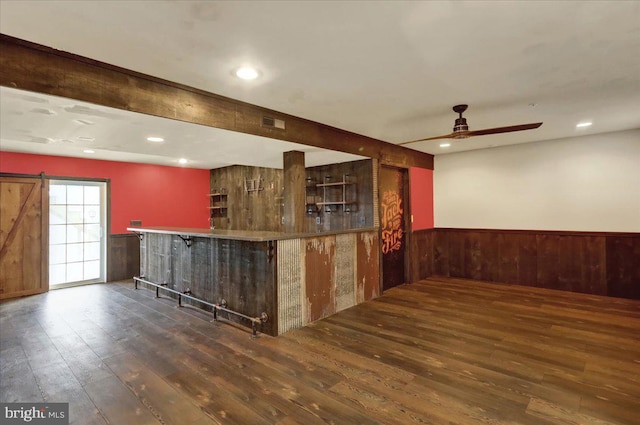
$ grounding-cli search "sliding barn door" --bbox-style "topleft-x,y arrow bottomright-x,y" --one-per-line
0,176 -> 49,299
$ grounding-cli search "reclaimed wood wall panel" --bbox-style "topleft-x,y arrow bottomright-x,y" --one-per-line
107,234 -> 140,282
278,231 -> 379,334
409,229 -> 433,282
1,35 -> 433,170
356,232 -> 381,303
582,236 -> 607,295
606,235 -> 640,299
304,236 -> 337,323
191,237 -> 213,304
424,229 -> 639,299
304,159 -> 374,232
276,238 -> 304,334
335,233 -> 356,312
210,165 -> 283,231
283,151 -> 306,233
432,229 -> 449,277
536,234 -> 561,289
140,234 -> 277,335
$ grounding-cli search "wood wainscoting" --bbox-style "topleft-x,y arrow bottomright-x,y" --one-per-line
107,234 -> 140,282
411,228 -> 640,299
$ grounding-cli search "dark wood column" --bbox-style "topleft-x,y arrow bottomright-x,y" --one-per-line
283,151 -> 306,233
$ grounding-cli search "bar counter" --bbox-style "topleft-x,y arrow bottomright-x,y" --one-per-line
128,226 -> 377,241
129,226 -> 380,336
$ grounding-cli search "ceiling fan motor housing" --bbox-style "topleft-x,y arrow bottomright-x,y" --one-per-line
453,117 -> 468,133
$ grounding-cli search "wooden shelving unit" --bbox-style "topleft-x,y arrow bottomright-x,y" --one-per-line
208,189 -> 228,218
316,174 -> 356,213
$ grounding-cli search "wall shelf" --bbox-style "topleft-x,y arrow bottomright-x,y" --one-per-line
316,174 -> 356,213
208,189 -> 228,219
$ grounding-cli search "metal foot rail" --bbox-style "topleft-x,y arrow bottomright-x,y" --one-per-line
134,276 -> 268,337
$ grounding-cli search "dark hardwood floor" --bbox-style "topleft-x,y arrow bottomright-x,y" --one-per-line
1,277 -> 639,424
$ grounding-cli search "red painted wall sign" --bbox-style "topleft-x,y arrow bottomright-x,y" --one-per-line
381,190 -> 404,254
0,151 -> 210,234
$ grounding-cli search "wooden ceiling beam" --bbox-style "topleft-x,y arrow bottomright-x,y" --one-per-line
0,34 -> 433,169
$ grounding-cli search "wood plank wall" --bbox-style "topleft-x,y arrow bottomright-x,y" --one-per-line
410,229 -> 434,282
107,234 -> 140,282
209,165 -> 284,231
411,228 -> 640,299
209,159 -> 374,233
304,159 -> 374,232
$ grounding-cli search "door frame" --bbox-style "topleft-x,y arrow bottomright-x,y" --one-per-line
48,178 -> 108,289
378,165 -> 412,292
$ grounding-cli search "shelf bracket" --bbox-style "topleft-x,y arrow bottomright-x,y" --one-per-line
178,235 -> 192,248
132,232 -> 144,241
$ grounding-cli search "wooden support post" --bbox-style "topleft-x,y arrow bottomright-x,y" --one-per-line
283,151 -> 306,233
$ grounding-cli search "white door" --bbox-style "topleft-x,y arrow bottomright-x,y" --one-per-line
49,180 -> 107,288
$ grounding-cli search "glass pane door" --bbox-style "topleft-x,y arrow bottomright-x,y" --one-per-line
49,181 -> 106,288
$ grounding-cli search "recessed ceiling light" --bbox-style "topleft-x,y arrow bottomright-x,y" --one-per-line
440,143 -> 451,148
235,66 -> 259,80
178,158 -> 188,164
576,122 -> 592,128
147,136 -> 164,142
83,149 -> 95,153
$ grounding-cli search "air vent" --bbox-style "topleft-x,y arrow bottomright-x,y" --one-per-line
262,116 -> 286,130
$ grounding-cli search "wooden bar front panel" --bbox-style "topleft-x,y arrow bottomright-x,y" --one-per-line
141,233 -> 277,335
276,230 -> 380,334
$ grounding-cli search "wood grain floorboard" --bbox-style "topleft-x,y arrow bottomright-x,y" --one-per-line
1,277 -> 639,424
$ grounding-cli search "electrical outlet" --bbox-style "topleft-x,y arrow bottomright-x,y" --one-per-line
316,216 -> 321,225
281,217 -> 285,225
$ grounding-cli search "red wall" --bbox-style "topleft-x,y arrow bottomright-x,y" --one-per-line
409,167 -> 434,230
0,151 -> 210,234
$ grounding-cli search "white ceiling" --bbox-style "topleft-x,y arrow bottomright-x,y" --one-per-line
0,87 -> 364,169
1,1 -> 639,168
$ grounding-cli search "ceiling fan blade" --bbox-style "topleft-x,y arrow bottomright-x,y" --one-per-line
397,133 -> 460,145
466,122 -> 542,137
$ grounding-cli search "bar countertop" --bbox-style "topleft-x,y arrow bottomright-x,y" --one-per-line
127,226 -> 377,242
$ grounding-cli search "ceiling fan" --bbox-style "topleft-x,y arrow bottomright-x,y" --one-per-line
398,104 -> 542,145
